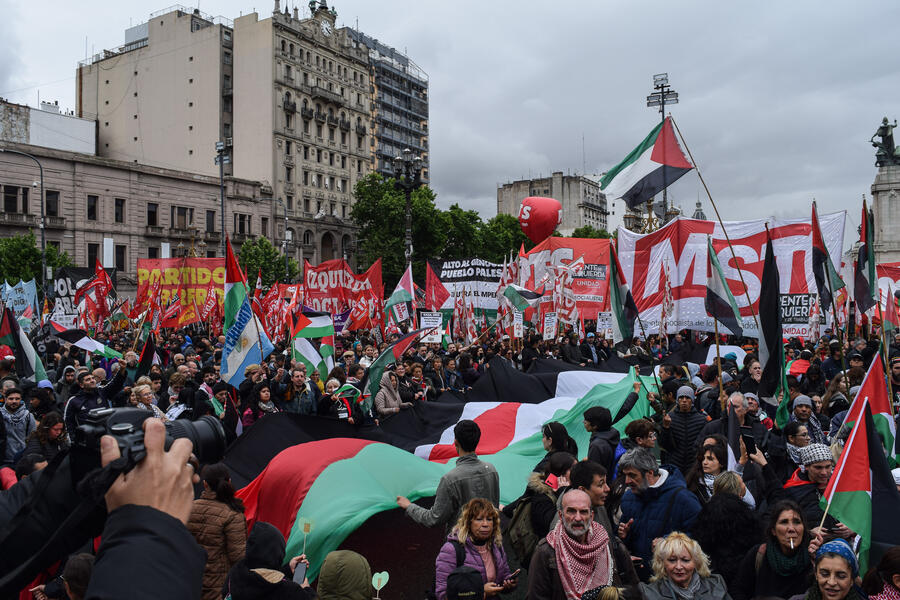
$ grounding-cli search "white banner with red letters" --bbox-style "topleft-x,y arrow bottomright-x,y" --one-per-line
616,212 -> 846,338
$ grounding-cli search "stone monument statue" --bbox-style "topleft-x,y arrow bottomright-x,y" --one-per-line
871,117 -> 900,166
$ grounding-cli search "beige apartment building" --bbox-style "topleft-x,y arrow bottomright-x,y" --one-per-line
76,2 -> 375,267
497,172 -> 609,236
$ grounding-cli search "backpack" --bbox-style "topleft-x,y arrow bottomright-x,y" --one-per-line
444,540 -> 484,600
426,540 -> 483,600
502,490 -> 554,565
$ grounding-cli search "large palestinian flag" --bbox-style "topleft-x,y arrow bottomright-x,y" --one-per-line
599,116 -> 693,209
839,350 -> 897,467
231,365 -> 653,589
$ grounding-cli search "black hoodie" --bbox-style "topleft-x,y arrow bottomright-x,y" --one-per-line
225,522 -> 315,600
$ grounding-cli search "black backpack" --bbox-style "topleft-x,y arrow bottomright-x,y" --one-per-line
441,540 -> 484,600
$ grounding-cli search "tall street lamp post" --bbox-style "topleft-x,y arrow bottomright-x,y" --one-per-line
392,148 -> 423,265
0,147 -> 45,295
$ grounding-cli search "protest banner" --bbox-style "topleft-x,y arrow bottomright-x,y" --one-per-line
429,259 -> 503,315
50,267 -> 118,328
419,311 -> 443,342
135,258 -> 225,312
303,259 -> 383,314
542,312 -> 558,341
616,212 -> 846,337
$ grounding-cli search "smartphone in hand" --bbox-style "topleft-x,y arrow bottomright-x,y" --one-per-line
292,562 -> 308,584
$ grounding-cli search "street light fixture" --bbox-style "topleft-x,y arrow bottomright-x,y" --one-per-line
0,147 -> 46,296
214,141 -> 230,255
392,148 -> 423,265
644,72 -> 680,232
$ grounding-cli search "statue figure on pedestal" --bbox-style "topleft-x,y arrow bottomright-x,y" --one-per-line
871,117 -> 900,166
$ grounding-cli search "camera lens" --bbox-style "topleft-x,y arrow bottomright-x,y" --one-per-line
165,416 -> 227,465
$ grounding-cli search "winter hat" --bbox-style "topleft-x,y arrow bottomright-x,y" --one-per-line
676,385 -> 695,400
799,443 -> 833,466
245,522 -> 286,570
721,372 -> 733,384
583,406 -> 612,430
212,382 -> 230,395
793,395 -> 813,408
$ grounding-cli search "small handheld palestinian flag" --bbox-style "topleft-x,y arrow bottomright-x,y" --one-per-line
502,284 -> 542,312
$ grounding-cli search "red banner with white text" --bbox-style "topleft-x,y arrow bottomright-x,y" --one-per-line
135,258 -> 225,314
303,259 -> 383,314
519,238 -> 611,319
616,213 -> 846,338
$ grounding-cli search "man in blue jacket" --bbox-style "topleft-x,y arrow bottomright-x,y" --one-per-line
616,447 -> 701,579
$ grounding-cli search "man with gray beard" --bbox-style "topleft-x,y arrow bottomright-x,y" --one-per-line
528,489 -> 639,599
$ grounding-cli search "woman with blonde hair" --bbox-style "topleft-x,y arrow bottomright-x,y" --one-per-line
130,384 -> 167,421
640,531 -> 731,600
434,498 -> 516,599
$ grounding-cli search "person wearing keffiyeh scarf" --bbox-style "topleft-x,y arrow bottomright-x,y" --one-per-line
527,489 -> 614,600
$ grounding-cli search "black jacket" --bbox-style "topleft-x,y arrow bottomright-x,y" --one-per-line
730,542 -> 812,600
691,493 -> 762,589
587,428 -> 621,476
699,412 -> 769,452
62,368 -> 126,434
86,505 -> 206,599
521,347 -> 541,372
561,342 -> 582,365
658,406 -> 709,475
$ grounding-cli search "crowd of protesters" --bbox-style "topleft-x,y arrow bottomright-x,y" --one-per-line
2,321 -> 900,600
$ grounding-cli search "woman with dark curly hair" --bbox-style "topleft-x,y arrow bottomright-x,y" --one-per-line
23,411 -> 68,463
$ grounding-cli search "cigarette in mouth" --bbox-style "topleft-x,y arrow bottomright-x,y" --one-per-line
790,538 -> 794,550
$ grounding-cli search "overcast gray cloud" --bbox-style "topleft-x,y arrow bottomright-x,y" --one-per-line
3,1 -> 899,247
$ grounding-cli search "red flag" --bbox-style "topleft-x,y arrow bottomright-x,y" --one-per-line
198,280 -> 219,321
425,262 -> 450,311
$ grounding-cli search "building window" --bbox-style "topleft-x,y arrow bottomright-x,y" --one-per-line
87,243 -> 99,267
285,166 -> 292,182
286,194 -> 293,210
87,195 -> 98,221
3,186 -> 18,213
285,113 -> 293,129
316,124 -> 323,137
304,197 -> 310,212
148,247 -> 159,259
285,140 -> 292,155
329,127 -> 335,141
172,206 -> 192,229
114,198 -> 125,223
206,210 -> 215,232
45,190 -> 59,217
303,230 -> 312,244
260,217 -> 268,237
115,245 -> 126,271
224,51 -> 232,65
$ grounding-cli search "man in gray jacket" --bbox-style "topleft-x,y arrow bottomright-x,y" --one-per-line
1,388 -> 36,467
396,419 -> 499,530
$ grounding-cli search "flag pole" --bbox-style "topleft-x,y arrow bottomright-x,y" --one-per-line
713,316 -> 726,412
671,117 -> 759,331
877,299 -> 894,412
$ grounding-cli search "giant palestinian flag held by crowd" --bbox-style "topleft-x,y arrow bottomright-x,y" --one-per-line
758,230 -> 790,426
599,117 -> 693,209
230,365 -> 653,588
838,350 -> 897,466
822,403 -> 900,572
221,238 -> 274,387
705,236 -> 743,337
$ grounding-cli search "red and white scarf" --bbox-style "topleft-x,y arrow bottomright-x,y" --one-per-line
546,519 -> 613,600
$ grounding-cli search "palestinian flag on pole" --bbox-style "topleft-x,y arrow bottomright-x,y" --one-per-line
361,328 -> 430,411
821,402 -> 900,572
838,348 -> 897,466
292,311 -> 335,339
599,116 -> 693,209
292,336 -> 325,375
135,332 -> 158,380
854,199 -> 877,315
609,243 -> 639,344
54,328 -> 123,359
811,201 -> 845,312
757,230 -> 790,427
3,307 -> 48,383
705,236 -> 744,337
222,237 -> 275,387
425,262 -> 450,311
385,264 -> 414,321
502,284 -> 542,312
884,286 -> 899,334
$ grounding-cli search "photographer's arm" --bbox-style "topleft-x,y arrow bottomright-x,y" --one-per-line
85,420 -> 205,600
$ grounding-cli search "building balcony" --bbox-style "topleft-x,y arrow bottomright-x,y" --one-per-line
314,111 -> 326,123
232,231 -> 251,244
326,115 -> 339,126
356,124 -> 367,135
0,212 -> 38,227
310,85 -> 344,105
45,216 -> 66,229
284,155 -> 294,166
339,119 -> 351,131
204,231 -> 222,242
223,85 -> 233,97
300,107 -> 315,120
283,100 -> 297,112
145,225 -> 165,237
169,227 -> 192,239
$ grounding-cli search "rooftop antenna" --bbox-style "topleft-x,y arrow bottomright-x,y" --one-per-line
582,133 -> 586,176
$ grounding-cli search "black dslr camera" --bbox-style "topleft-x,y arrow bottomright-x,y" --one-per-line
74,407 -> 227,468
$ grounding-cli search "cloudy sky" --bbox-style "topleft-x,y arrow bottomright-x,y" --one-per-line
3,1 -> 898,249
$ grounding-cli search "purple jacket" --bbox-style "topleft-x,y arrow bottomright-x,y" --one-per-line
434,532 -> 512,600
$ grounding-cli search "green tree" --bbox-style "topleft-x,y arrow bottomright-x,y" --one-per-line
441,204 -> 483,260
479,213 -> 532,263
351,173 -> 446,288
570,225 -> 613,239
0,230 -> 73,286
238,236 -> 299,290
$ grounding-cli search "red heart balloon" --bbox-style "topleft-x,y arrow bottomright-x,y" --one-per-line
518,196 -> 562,243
